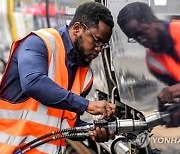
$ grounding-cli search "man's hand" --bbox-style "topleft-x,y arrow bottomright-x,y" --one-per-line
86,100 -> 116,119
160,103 -> 180,127
89,127 -> 115,142
157,83 -> 180,104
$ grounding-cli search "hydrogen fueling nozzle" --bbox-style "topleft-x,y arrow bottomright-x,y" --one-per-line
93,104 -> 180,135
93,118 -> 147,135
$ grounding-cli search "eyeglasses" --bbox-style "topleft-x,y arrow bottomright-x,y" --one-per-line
128,27 -> 148,44
81,23 -> 110,49
127,37 -> 137,43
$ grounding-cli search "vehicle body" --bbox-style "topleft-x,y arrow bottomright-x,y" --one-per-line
89,0 -> 180,153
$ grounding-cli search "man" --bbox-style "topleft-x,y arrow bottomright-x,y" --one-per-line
0,2 -> 116,153
117,2 -> 180,104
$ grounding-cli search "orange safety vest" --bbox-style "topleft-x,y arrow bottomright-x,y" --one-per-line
146,20 -> 180,82
0,28 -> 93,153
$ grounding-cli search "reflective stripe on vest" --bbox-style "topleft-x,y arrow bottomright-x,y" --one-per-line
146,20 -> 180,81
0,108 -> 70,128
37,29 -> 57,80
146,51 -> 169,74
0,28 -> 93,153
0,132 -> 59,153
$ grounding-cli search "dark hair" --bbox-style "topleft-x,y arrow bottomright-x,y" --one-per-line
69,2 -> 114,29
117,2 -> 157,29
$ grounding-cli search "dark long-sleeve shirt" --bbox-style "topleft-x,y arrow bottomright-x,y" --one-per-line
0,26 -> 91,124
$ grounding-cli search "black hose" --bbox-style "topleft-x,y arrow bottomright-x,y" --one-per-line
45,0 -> 51,27
14,125 -> 93,153
18,130 -> 61,151
21,133 -> 90,153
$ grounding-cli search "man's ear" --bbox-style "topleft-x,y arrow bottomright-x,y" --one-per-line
72,22 -> 83,36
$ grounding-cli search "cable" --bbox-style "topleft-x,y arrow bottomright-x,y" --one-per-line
45,0 -> 51,28
103,48 -> 116,86
18,130 -> 61,151
14,125 -> 94,153
22,132 -> 91,154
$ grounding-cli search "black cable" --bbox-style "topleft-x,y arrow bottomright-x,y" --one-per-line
23,136 -> 58,153
22,132 -> 90,153
14,124 -> 94,153
45,0 -> 51,28
18,125 -> 92,151
18,130 -> 61,151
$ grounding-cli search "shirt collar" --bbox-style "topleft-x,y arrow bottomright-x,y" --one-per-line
58,25 -> 73,54
163,21 -> 174,48
163,21 -> 170,36
158,21 -> 174,53
58,25 -> 76,64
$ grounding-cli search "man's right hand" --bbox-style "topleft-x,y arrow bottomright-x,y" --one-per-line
86,100 -> 116,119
157,83 -> 180,104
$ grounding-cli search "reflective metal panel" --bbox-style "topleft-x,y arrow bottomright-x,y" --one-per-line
106,0 -> 172,111
91,0 -> 180,111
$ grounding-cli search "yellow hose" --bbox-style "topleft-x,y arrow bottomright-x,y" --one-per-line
7,0 -> 17,41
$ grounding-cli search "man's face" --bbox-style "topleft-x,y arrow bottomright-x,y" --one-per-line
74,21 -> 112,66
123,19 -> 163,52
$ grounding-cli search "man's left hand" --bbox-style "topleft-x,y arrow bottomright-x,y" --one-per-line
157,83 -> 180,104
89,127 -> 115,142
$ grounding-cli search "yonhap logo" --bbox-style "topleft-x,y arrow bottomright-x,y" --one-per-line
152,137 -> 180,144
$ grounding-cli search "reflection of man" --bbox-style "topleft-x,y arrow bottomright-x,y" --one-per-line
117,2 -> 180,105
0,2 -> 116,153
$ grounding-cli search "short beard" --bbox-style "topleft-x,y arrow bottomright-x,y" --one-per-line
74,37 -> 91,67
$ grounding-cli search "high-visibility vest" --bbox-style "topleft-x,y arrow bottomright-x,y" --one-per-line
146,20 -> 180,83
0,28 -> 93,153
